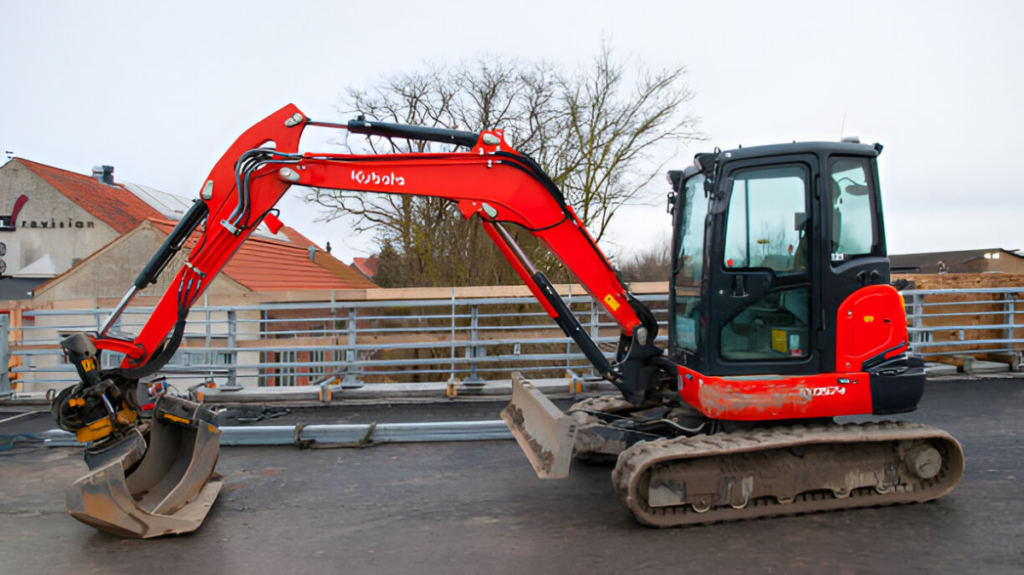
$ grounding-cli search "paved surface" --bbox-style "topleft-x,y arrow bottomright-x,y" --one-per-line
1,379 -> 1021,574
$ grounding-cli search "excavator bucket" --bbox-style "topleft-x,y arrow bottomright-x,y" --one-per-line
66,395 -> 223,538
501,373 -> 578,479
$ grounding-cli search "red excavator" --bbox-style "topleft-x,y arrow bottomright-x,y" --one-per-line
50,104 -> 963,537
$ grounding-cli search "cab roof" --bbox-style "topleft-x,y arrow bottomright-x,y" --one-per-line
716,141 -> 880,162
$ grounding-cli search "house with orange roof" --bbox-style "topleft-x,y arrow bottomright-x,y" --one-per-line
0,157 -> 379,391
0,159 -> 162,298
31,218 -> 377,301
0,157 -> 376,301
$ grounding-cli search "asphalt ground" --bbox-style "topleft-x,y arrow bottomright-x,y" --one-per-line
0,379 -> 1021,574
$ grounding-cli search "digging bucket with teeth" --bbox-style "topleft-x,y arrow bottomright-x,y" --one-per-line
65,395 -> 223,538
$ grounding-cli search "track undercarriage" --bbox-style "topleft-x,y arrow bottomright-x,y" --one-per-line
614,421 -> 963,526
503,375 -> 965,527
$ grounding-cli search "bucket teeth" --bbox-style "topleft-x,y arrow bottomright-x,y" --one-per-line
501,373 -> 578,479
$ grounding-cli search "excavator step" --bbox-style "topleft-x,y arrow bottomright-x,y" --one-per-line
612,420 -> 965,527
66,395 -> 222,538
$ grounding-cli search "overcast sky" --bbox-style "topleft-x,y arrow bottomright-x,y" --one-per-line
2,0 -> 1021,264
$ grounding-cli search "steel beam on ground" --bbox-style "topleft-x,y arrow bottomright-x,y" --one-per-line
42,420 -> 513,448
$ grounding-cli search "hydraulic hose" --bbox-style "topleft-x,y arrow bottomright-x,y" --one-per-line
113,314 -> 187,381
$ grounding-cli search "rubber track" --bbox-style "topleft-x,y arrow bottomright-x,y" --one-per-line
612,421 -> 965,527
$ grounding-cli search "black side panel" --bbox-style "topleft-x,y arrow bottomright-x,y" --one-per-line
869,355 -> 925,415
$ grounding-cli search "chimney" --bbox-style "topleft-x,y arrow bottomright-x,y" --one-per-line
92,165 -> 115,185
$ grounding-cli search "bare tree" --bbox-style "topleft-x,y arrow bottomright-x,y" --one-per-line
308,45 -> 700,287
615,233 -> 673,283
555,44 -> 700,241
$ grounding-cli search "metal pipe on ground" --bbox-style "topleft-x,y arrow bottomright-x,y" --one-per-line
40,420 -> 513,448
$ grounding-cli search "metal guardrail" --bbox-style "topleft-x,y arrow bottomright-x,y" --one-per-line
8,292 -> 670,391
904,287 -> 1022,369
5,286 -> 1020,393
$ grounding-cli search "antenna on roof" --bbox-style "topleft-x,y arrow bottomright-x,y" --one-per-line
839,112 -> 847,140
4,151 -> 12,160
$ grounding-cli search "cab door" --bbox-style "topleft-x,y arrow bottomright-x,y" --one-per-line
703,154 -> 822,376
819,154 -> 890,371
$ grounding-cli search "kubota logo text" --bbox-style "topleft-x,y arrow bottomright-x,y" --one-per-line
351,170 -> 405,186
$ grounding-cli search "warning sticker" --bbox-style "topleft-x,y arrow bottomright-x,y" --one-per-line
603,294 -> 620,311
771,330 -> 787,353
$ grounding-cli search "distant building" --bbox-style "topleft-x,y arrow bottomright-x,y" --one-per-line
0,158 -> 163,298
0,158 -> 381,393
0,157 -> 377,301
890,248 -> 1024,275
352,255 -> 379,280
32,218 -> 377,302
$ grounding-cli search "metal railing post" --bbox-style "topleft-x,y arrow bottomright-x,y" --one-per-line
329,290 -> 337,338
465,304 -> 484,384
565,285 -> 572,370
589,299 -> 600,377
204,294 -> 211,372
227,310 -> 237,387
1005,294 -> 1015,354
0,315 -> 10,398
342,307 -> 362,385
911,293 -> 924,349
1006,293 -> 1021,371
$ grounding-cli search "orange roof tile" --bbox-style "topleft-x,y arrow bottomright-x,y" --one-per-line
313,250 -> 378,287
149,219 -> 378,292
278,226 -> 319,250
278,225 -> 377,287
16,159 -> 161,233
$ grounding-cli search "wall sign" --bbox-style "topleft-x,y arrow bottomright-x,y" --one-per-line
0,195 -> 28,231
21,219 -> 94,229
0,195 -> 95,230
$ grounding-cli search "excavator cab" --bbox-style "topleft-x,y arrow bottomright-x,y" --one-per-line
667,142 -> 924,413
669,143 -> 884,368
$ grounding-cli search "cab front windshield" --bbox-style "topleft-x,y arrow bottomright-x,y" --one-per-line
671,173 -> 708,354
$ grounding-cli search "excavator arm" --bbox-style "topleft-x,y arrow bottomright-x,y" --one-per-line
95,104 -> 662,394
50,104 -> 670,537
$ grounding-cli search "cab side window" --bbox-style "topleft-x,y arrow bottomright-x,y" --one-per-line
829,158 -> 879,264
723,165 -> 809,273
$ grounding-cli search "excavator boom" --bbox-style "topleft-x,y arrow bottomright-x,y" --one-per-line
102,105 -> 646,385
